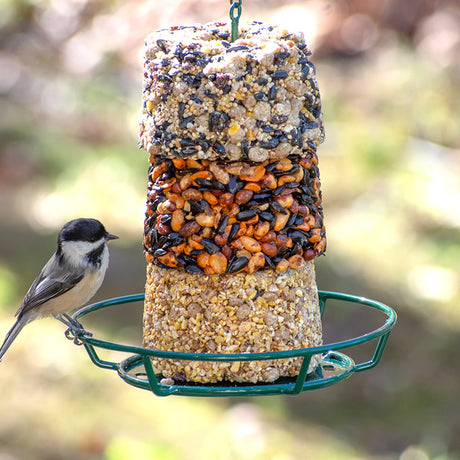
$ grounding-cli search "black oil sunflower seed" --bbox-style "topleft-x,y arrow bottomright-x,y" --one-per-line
287,212 -> 298,227
176,254 -> 197,265
273,185 -> 286,196
268,82 -> 277,100
194,178 -> 214,188
259,137 -> 279,149
254,77 -> 268,86
156,39 -> 168,53
271,70 -> 288,80
295,214 -> 305,226
265,161 -> 279,172
259,211 -> 275,222
200,238 -> 220,254
235,210 -> 257,221
228,222 -> 240,241
226,45 -> 249,52
253,192 -> 272,201
190,94 -> 202,104
211,179 -> 225,191
212,141 -> 226,156
185,264 -> 205,274
188,200 -> 204,214
264,254 -> 276,270
228,175 -> 238,194
290,230 -> 307,245
288,242 -> 302,258
203,89 -> 218,99
261,124 -> 274,133
151,196 -> 167,212
227,256 -> 249,273
270,201 -> 288,215
149,230 -> 158,247
160,214 -> 172,224
217,214 -> 229,234
166,232 -> 184,246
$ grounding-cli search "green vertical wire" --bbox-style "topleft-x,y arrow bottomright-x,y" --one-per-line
292,354 -> 313,394
229,0 -> 242,42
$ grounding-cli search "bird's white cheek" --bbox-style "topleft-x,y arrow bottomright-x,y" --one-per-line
61,239 -> 107,267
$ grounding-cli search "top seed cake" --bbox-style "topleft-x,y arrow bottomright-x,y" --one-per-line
139,21 -> 324,162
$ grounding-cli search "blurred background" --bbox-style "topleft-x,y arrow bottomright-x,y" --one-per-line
1,0 -> 459,458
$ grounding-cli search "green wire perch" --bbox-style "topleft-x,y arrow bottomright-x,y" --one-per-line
69,291 -> 396,397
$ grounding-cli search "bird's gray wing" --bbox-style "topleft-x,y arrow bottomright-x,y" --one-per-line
16,255 -> 85,318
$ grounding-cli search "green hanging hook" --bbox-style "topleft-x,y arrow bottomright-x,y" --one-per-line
229,0 -> 242,42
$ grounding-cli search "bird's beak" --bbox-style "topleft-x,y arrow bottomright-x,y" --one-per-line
105,233 -> 119,241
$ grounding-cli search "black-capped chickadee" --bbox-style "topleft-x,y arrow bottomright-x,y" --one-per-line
0,218 -> 118,362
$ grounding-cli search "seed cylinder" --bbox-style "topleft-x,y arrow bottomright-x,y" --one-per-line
140,21 -> 326,383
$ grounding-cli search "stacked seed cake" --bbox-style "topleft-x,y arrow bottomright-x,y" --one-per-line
139,21 -> 326,383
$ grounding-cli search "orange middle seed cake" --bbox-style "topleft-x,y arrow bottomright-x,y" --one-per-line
144,156 -> 325,274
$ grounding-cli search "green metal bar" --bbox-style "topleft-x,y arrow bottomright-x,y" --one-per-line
74,294 -> 144,321
304,351 -> 354,390
82,342 -> 118,370
141,355 -> 169,396
353,332 -> 391,372
292,354 -> 313,394
116,356 -> 145,390
319,292 -> 396,351
72,292 -> 396,361
116,350 -> 356,397
70,291 -> 396,397
319,294 -> 327,318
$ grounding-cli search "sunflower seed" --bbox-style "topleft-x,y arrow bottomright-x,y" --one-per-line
271,70 -> 288,80
229,223 -> 240,241
270,201 -> 288,215
217,214 -> 229,234
264,254 -> 276,270
227,256 -> 249,273
268,82 -> 277,100
235,209 -> 257,221
259,211 -> 275,222
228,175 -> 238,193
201,238 -> 220,254
184,264 -> 205,274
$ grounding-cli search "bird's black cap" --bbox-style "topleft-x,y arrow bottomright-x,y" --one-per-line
59,218 -> 118,243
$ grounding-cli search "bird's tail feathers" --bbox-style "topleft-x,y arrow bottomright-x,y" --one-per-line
0,315 -> 30,362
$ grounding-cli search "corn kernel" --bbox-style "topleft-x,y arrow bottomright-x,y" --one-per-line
228,123 -> 240,135
230,362 -> 241,372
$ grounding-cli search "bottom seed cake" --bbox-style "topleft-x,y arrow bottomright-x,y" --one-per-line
143,261 -> 323,383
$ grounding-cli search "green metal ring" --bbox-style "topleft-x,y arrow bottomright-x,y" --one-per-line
71,291 -> 396,397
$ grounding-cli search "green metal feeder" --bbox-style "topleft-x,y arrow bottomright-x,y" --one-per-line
68,291 -> 396,397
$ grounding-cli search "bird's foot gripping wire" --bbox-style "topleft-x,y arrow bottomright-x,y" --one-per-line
56,314 -> 93,345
